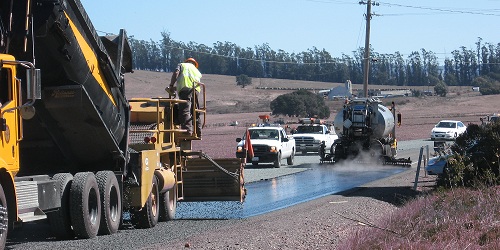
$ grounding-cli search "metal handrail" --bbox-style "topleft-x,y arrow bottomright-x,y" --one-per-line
192,82 -> 206,134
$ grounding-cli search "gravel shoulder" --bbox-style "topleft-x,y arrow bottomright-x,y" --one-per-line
151,166 -> 435,250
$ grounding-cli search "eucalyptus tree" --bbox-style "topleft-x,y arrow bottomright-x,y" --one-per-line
393,52 -> 406,86
443,58 -> 458,86
407,51 -> 423,85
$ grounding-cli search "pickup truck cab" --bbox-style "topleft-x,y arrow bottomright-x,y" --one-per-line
236,126 -> 295,168
292,124 -> 338,154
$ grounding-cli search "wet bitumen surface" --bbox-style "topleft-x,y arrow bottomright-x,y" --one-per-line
176,156 -> 410,219
176,138 -> 434,219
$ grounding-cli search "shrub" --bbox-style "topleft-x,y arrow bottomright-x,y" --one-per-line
473,74 -> 500,95
236,74 -> 252,88
434,82 -> 448,97
438,123 -> 500,188
270,89 -> 330,118
411,89 -> 421,97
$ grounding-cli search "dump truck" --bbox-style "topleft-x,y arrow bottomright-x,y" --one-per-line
0,0 -> 244,247
320,98 -> 411,165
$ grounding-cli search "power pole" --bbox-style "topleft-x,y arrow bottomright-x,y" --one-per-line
359,0 -> 378,97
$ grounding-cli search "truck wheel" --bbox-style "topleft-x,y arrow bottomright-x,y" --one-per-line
70,172 -> 101,239
0,184 -> 8,249
287,153 -> 294,165
131,176 -> 159,228
274,152 -> 281,168
48,173 -> 74,239
159,185 -> 177,222
96,171 -> 121,235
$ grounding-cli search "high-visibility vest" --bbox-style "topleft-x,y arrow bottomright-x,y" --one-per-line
177,63 -> 202,92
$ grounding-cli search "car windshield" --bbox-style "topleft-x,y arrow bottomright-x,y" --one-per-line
249,129 -> 279,140
436,122 -> 457,128
296,126 -> 323,134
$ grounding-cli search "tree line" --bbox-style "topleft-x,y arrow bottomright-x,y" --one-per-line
129,32 -> 500,88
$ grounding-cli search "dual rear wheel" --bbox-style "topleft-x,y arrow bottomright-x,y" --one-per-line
48,171 -> 122,239
47,171 -> 174,239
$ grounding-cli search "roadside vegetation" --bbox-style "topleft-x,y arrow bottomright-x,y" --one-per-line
340,186 -> 499,249
270,90 -> 330,118
341,122 -> 500,248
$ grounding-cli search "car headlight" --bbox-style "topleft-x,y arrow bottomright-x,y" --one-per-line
270,146 -> 277,152
446,131 -> 454,134
314,139 -> 321,144
237,146 -> 243,153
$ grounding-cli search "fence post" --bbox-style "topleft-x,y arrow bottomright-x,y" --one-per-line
424,145 -> 430,177
414,146 -> 424,191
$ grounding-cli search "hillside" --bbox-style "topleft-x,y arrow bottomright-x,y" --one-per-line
124,70 -> 500,158
125,70 -> 346,114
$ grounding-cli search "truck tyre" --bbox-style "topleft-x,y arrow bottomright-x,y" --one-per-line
47,173 -> 74,239
131,176 -> 159,228
274,152 -> 281,168
96,171 -> 121,235
287,152 -> 294,165
70,172 -> 101,239
0,183 -> 8,249
159,185 -> 177,222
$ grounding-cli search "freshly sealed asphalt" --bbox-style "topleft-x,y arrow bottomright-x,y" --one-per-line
174,139 -> 433,219
176,155 -> 411,219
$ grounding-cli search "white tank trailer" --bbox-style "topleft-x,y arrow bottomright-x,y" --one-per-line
320,98 -> 411,165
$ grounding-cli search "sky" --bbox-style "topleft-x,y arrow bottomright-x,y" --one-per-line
80,0 -> 500,63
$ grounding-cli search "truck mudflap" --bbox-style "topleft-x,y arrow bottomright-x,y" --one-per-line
182,153 -> 245,202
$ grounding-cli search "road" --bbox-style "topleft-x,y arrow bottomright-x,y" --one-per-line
5,139 -> 434,250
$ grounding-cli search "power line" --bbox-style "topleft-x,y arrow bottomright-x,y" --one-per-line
378,1 -> 500,17
303,0 -> 500,17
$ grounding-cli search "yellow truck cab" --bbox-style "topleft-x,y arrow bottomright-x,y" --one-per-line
0,55 -> 44,246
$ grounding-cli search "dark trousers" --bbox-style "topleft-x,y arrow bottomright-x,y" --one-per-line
178,88 -> 201,134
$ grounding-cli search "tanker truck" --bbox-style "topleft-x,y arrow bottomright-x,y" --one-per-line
319,98 -> 410,165
0,0 -> 244,247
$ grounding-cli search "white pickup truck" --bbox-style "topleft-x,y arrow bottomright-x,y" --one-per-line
292,124 -> 338,154
236,126 -> 295,168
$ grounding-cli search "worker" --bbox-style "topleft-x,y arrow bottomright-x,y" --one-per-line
169,57 -> 202,135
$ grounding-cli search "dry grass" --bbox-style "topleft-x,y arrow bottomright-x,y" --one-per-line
339,186 -> 500,249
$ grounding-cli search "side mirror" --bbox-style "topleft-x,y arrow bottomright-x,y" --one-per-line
282,137 -> 289,142
236,138 -> 242,142
26,68 -> 41,100
20,106 -> 36,120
